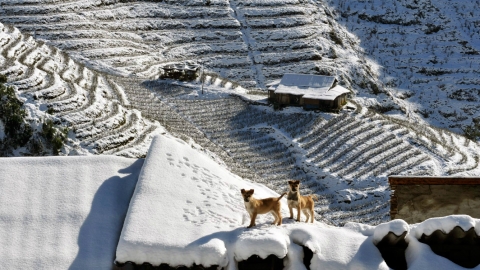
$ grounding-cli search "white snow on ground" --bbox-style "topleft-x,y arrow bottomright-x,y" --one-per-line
0,155 -> 143,269
115,134 -> 390,269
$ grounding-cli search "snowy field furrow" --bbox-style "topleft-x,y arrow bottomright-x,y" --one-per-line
0,0 -> 377,90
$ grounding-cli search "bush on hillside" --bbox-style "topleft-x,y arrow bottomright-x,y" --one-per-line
0,75 -> 68,156
41,119 -> 69,155
463,120 -> 480,141
0,78 -> 33,152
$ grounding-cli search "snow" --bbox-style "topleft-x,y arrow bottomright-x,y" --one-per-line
2,1 -> 480,226
303,227 -> 389,270
0,155 -> 143,269
2,134 -> 480,269
271,74 -> 350,100
405,232 -> 480,270
404,215 -> 480,270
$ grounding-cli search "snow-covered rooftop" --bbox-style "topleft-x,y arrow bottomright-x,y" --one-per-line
273,74 -> 349,101
302,85 -> 351,100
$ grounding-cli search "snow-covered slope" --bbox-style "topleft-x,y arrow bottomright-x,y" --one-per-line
0,22 -> 163,157
160,91 -> 480,225
328,0 -> 480,134
2,19 -> 479,225
0,155 -> 143,269
3,0 -> 479,137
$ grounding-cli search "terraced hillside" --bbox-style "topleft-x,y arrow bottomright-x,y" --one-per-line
2,2 -> 480,226
328,0 -> 480,135
0,0 -> 381,91
0,23 -> 161,157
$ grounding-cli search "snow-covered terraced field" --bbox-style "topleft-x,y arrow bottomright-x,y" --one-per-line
0,23 -> 162,157
0,0 -> 379,91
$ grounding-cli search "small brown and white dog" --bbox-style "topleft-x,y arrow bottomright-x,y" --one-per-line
287,180 -> 318,223
241,189 -> 287,228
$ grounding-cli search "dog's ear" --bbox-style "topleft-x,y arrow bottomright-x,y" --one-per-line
295,180 -> 300,184
288,180 -> 293,185
249,189 -> 254,195
241,189 -> 245,194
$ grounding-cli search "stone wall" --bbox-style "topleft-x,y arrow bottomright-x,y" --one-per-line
389,176 -> 480,223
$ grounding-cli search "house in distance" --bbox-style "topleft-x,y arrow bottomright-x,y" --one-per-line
267,73 -> 350,110
160,61 -> 200,81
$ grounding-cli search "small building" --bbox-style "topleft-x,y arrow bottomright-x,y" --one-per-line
267,74 -> 350,110
160,61 -> 200,81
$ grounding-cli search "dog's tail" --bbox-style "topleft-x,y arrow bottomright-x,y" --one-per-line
310,194 -> 319,201
276,192 -> 287,201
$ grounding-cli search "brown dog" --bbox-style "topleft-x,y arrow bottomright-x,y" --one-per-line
287,180 -> 318,223
241,189 -> 287,228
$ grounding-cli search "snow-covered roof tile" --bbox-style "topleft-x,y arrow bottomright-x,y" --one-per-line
302,85 -> 350,100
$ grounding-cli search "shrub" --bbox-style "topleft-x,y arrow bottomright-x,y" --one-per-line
329,31 -> 343,46
0,76 -> 67,156
41,119 -> 68,155
0,82 -> 33,148
463,122 -> 480,141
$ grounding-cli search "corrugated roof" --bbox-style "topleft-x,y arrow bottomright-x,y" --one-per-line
280,73 -> 336,88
